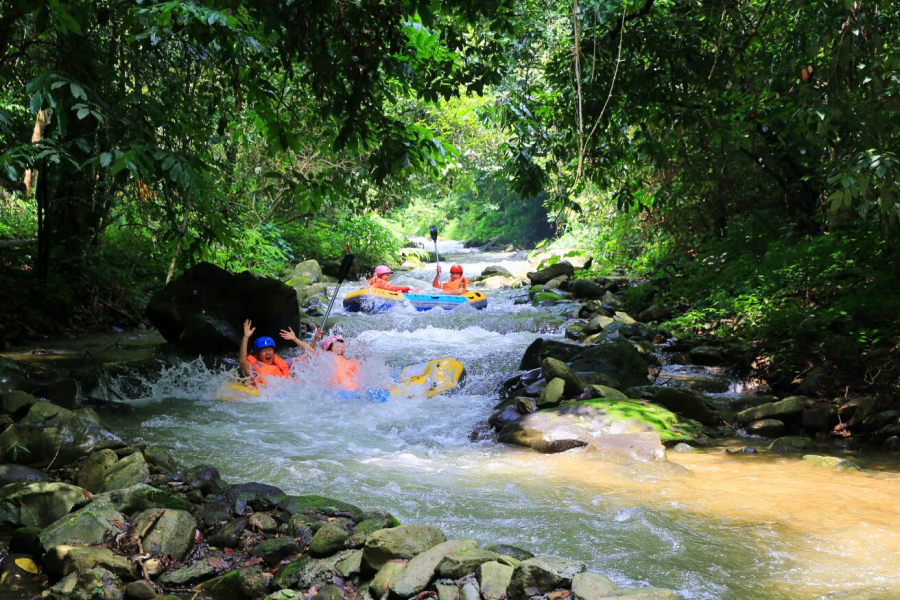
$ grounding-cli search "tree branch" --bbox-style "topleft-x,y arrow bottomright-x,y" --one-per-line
608,0 -> 655,38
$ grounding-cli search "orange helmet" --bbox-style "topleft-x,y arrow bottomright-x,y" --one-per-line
450,264 -> 463,274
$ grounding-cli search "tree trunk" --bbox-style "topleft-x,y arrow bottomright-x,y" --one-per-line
23,108 -> 50,200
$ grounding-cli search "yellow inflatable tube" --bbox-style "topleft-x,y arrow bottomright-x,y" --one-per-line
218,358 -> 465,402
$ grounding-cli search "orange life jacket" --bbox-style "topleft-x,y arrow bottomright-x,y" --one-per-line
368,276 -> 408,293
441,277 -> 468,293
246,355 -> 291,387
330,354 -> 360,392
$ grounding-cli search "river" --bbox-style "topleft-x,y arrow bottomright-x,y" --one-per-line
10,241 -> 900,599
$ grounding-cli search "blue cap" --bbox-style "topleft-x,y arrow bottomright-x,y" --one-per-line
253,336 -> 276,352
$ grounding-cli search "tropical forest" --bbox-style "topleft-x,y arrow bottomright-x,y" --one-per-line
1,1 -> 899,598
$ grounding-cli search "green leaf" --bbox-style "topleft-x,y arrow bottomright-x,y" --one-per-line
70,82 -> 86,100
30,93 -> 42,115
76,108 -> 90,120
100,152 -> 113,167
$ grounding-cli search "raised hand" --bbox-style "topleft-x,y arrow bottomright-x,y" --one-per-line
279,327 -> 299,342
243,319 -> 256,338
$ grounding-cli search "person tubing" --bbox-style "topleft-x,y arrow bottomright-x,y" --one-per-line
434,264 -> 467,294
369,265 -> 410,293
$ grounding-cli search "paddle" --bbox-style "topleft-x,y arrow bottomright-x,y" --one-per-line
316,253 -> 355,340
430,225 -> 441,287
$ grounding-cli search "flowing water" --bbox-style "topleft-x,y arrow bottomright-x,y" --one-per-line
11,242 -> 900,599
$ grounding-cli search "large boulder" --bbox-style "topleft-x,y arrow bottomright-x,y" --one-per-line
145,262 -> 300,353
527,262 -> 575,285
290,259 -> 324,283
437,548 -> 503,579
628,387 -> 721,426
0,464 -> 49,485
0,402 -> 119,467
0,482 -> 87,527
93,484 -> 191,515
520,340 -> 649,389
362,525 -> 446,572
499,400 -> 708,458
482,265 -> 513,278
0,390 -> 38,417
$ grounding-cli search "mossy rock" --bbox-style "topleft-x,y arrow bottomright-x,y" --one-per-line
275,494 -> 364,520
801,454 -> 861,471
768,436 -> 816,453
499,399 -> 709,458
309,521 -> 350,558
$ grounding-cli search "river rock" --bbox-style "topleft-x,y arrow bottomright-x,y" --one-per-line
500,399 -> 707,456
479,561 -> 515,600
625,387 -> 720,426
507,556 -> 585,600
436,582 -> 461,600
346,511 -> 401,547
238,566 -> 271,598
584,385 -> 628,400
802,454 -> 861,471
485,545 -> 534,560
142,447 -> 178,472
275,494 -> 364,520
1,390 -> 37,417
50,567 -> 123,600
528,263 -> 575,285
130,509 -> 196,560
483,265 -> 513,278
145,262 -> 300,353
100,451 -> 149,492
0,464 -> 49,485
584,315 -> 614,335
568,279 -> 605,299
39,499 -> 125,551
0,482 -> 87,527
391,539 -> 478,596
734,397 -> 806,426
159,560 -> 217,586
0,401 -> 119,467
248,512 -> 277,533
637,306 -> 671,323
44,545 -> 137,580
363,525 -> 446,572
124,579 -> 156,600
76,449 -> 119,493
571,572 -> 619,600
95,484 -> 190,515
224,481 -> 285,514
370,559 -> 407,598
210,517 -> 247,548
844,396 -> 884,432
601,291 -> 623,309
520,340 -> 648,390
537,378 -> 566,408
542,358 -> 586,396
768,436 -> 816,453
184,464 -> 224,495
336,550 -> 364,578
745,419 -> 785,437
276,550 -> 355,590
437,548 -> 503,579
178,313 -> 244,354
489,405 -> 523,430
309,521 -> 350,557
291,259 -> 324,283
31,376 -> 79,410
251,536 -> 302,566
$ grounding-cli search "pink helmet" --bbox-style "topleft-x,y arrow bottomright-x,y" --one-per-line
374,265 -> 392,276
322,336 -> 344,351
